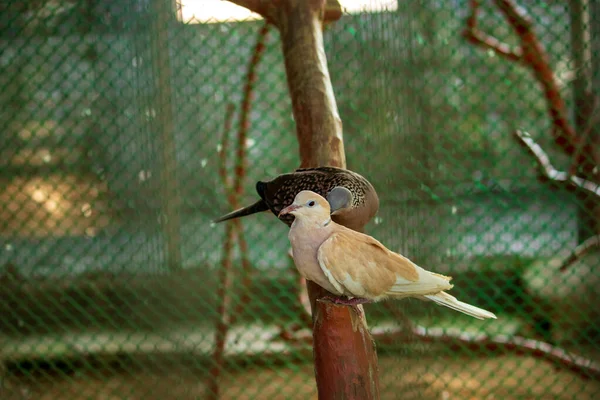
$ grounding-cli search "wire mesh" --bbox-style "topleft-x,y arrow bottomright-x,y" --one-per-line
1,0 -> 599,399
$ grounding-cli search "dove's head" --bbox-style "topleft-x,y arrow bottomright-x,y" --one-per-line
278,191 -> 331,223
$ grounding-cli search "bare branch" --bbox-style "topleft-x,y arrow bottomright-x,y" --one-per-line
398,326 -> 600,381
233,23 -> 269,198
208,222 -> 236,400
569,175 -> 600,198
231,24 -> 270,324
514,130 -> 569,181
494,0 -> 533,31
209,101 -> 239,400
463,0 -> 522,62
514,130 -> 600,197
560,234 -> 600,272
278,325 -> 600,381
465,0 -> 585,162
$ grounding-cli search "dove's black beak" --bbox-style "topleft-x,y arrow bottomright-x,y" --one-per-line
279,204 -> 300,217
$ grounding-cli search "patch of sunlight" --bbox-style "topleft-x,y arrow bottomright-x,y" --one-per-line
178,0 -> 398,24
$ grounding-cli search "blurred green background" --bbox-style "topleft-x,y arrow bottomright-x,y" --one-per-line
0,0 -> 599,399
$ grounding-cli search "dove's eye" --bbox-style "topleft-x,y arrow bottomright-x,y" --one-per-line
307,200 -> 316,207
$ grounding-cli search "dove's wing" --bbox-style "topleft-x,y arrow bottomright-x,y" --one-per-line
317,230 -> 453,299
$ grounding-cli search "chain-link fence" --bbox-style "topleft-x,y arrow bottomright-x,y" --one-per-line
1,0 -> 599,399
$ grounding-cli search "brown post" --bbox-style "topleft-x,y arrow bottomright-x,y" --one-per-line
227,0 -> 380,398
275,1 -> 379,398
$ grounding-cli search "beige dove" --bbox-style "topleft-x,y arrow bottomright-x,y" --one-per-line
279,191 -> 497,320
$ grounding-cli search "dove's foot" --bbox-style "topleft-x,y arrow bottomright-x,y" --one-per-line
321,296 -> 371,315
330,296 -> 371,306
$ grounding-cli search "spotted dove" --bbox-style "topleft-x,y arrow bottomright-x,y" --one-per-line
279,191 -> 497,320
214,166 -> 379,232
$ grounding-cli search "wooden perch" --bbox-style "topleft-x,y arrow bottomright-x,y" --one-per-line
463,0 -> 590,162
227,1 -> 379,398
276,1 -> 379,398
313,301 -> 379,398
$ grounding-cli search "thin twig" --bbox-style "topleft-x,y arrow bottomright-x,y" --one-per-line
514,130 -> 600,197
514,130 -> 569,181
208,103 -> 238,400
559,234 -> 600,272
208,223 -> 236,400
207,26 -> 270,399
233,23 -> 269,199
230,23 -> 270,325
402,326 -> 600,381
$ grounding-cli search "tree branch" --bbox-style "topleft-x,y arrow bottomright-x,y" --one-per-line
208,211 -> 236,400
208,103 -> 238,400
514,130 -> 600,198
463,0 -> 522,62
389,326 -> 600,381
559,234 -> 600,272
278,325 -> 600,381
464,0 -> 586,161
231,23 -> 270,324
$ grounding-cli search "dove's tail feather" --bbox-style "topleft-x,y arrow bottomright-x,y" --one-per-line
213,200 -> 269,223
424,292 -> 497,320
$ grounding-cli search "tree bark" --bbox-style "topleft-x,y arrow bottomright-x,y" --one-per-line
313,301 -> 380,399
274,0 -> 345,170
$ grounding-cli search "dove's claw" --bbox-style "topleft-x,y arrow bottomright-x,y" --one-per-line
322,296 -> 371,306
320,296 -> 369,316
